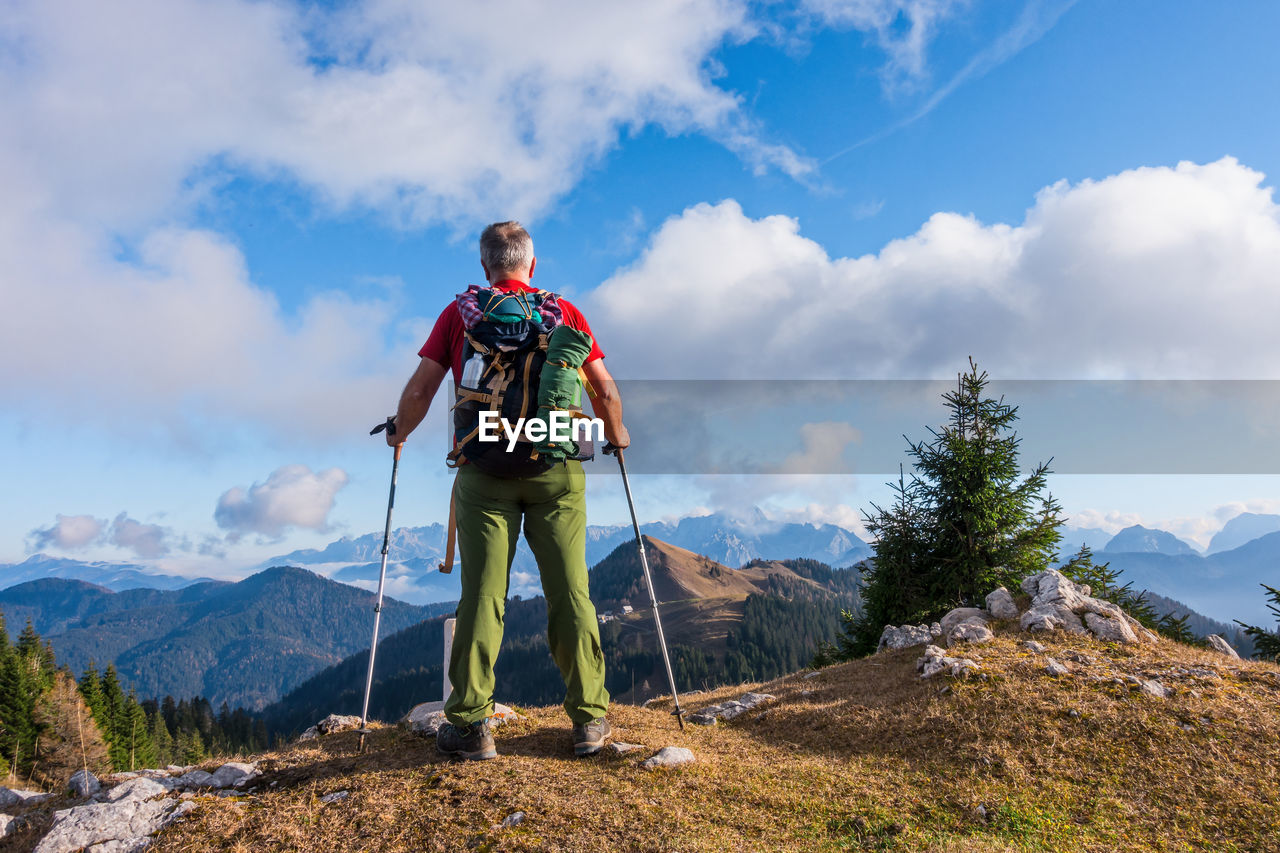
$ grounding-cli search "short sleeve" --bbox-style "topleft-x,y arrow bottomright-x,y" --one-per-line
418,303 -> 464,369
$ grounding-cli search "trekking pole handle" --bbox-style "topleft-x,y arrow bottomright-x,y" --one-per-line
370,416 -> 397,437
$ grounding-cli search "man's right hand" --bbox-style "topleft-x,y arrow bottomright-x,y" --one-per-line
604,425 -> 630,450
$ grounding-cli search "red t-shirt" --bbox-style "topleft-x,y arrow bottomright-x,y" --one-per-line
418,280 -> 604,385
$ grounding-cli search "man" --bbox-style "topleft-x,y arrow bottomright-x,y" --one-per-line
385,221 -> 629,760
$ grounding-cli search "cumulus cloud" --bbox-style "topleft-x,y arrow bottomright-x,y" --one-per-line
0,0 -> 821,440
591,158 -> 1280,381
107,512 -> 173,559
27,514 -> 107,552
215,464 -> 349,541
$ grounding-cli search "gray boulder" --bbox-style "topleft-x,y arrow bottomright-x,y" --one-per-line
402,702 -> 522,737
1206,634 -> 1241,659
34,797 -> 195,853
940,607 -> 988,637
946,620 -> 995,647
1044,658 -> 1071,676
985,587 -> 1020,620
0,787 -> 53,807
0,814 -> 12,838
210,762 -> 257,789
1083,611 -> 1138,644
1020,603 -> 1086,635
68,769 -> 101,798
102,777 -> 170,803
877,624 -> 934,651
916,645 -> 981,679
639,747 -> 695,770
172,770 -> 216,791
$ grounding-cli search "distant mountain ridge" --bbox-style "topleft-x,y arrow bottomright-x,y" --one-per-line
1208,512 -> 1280,554
0,554 -> 214,592
1102,524 -> 1199,556
0,567 -> 444,710
264,510 -> 870,604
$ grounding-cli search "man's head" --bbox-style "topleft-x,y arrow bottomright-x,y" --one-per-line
479,221 -> 535,282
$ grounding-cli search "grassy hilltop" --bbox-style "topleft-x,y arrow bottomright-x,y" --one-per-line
144,629 -> 1279,853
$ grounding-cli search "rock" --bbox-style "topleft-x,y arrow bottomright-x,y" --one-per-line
402,702 -> 522,737
320,790 -> 349,804
317,714 -> 362,735
1021,569 -> 1089,610
802,671 -> 822,680
1023,640 -> 1047,654
916,645 -> 981,679
500,811 -> 525,828
946,619 -> 994,647
1206,634 -> 1241,659
173,770 -> 217,791
0,814 -> 12,837
1044,658 -> 1071,676
985,587 -> 1020,620
1020,602 -> 1086,635
69,769 -> 101,798
0,787 -> 54,807
297,726 -> 319,742
929,622 -> 942,637
877,624 -> 934,651
688,692 -> 774,725
1136,679 -> 1171,699
210,762 -> 256,789
940,607 -> 988,637
608,742 -> 645,755
103,777 -> 169,802
34,798 -> 195,853
1083,611 -> 1138,644
639,747 -> 696,770
165,766 -> 184,774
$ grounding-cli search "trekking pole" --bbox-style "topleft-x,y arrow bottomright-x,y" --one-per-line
604,444 -> 684,729
358,416 -> 400,753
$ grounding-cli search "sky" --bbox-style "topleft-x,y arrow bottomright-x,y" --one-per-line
3,0 -> 1280,577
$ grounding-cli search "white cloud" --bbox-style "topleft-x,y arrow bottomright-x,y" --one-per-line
0,0 -> 816,442
1,0 -> 804,231
215,464 -> 349,541
27,514 -> 106,552
591,158 -> 1280,380
108,512 -> 173,558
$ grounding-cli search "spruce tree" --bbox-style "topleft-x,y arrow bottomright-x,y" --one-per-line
99,665 -> 129,769
818,360 -> 1063,659
149,708 -> 175,767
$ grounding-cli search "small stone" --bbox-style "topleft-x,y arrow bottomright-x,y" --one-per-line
1044,658 -> 1071,676
802,671 -> 822,680
975,804 -> 988,820
946,619 -> 994,647
939,607 -> 988,637
69,769 -> 101,797
878,624 -> 935,651
607,742 -> 645,755
1023,640 -> 1047,654
320,790 -> 349,803
316,714 -> 363,735
639,746 -> 696,770
1137,679 -> 1171,699
500,811 -> 525,828
210,762 -> 256,789
1206,634 -> 1241,659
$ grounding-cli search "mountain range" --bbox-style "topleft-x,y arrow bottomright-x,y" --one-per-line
0,567 -> 445,710
262,509 -> 870,604
261,536 -> 862,733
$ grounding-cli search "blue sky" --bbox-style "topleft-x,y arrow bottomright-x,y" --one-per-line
3,0 -> 1280,576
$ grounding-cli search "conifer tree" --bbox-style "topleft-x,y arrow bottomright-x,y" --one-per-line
122,692 -> 157,771
149,707 -> 175,767
817,360 -> 1063,659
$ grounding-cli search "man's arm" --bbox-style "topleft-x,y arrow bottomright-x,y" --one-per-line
582,358 -> 629,449
387,357 -> 448,446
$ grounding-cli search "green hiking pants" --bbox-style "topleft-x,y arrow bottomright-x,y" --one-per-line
444,459 -> 609,726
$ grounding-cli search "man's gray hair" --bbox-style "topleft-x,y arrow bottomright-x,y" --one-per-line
479,221 -> 534,274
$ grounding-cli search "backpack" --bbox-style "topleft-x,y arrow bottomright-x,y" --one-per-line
447,285 -> 580,477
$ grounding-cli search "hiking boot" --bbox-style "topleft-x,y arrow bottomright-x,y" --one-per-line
437,718 -> 496,761
572,717 -> 612,757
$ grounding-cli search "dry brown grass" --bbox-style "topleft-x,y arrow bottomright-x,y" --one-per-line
153,633 -> 1280,853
